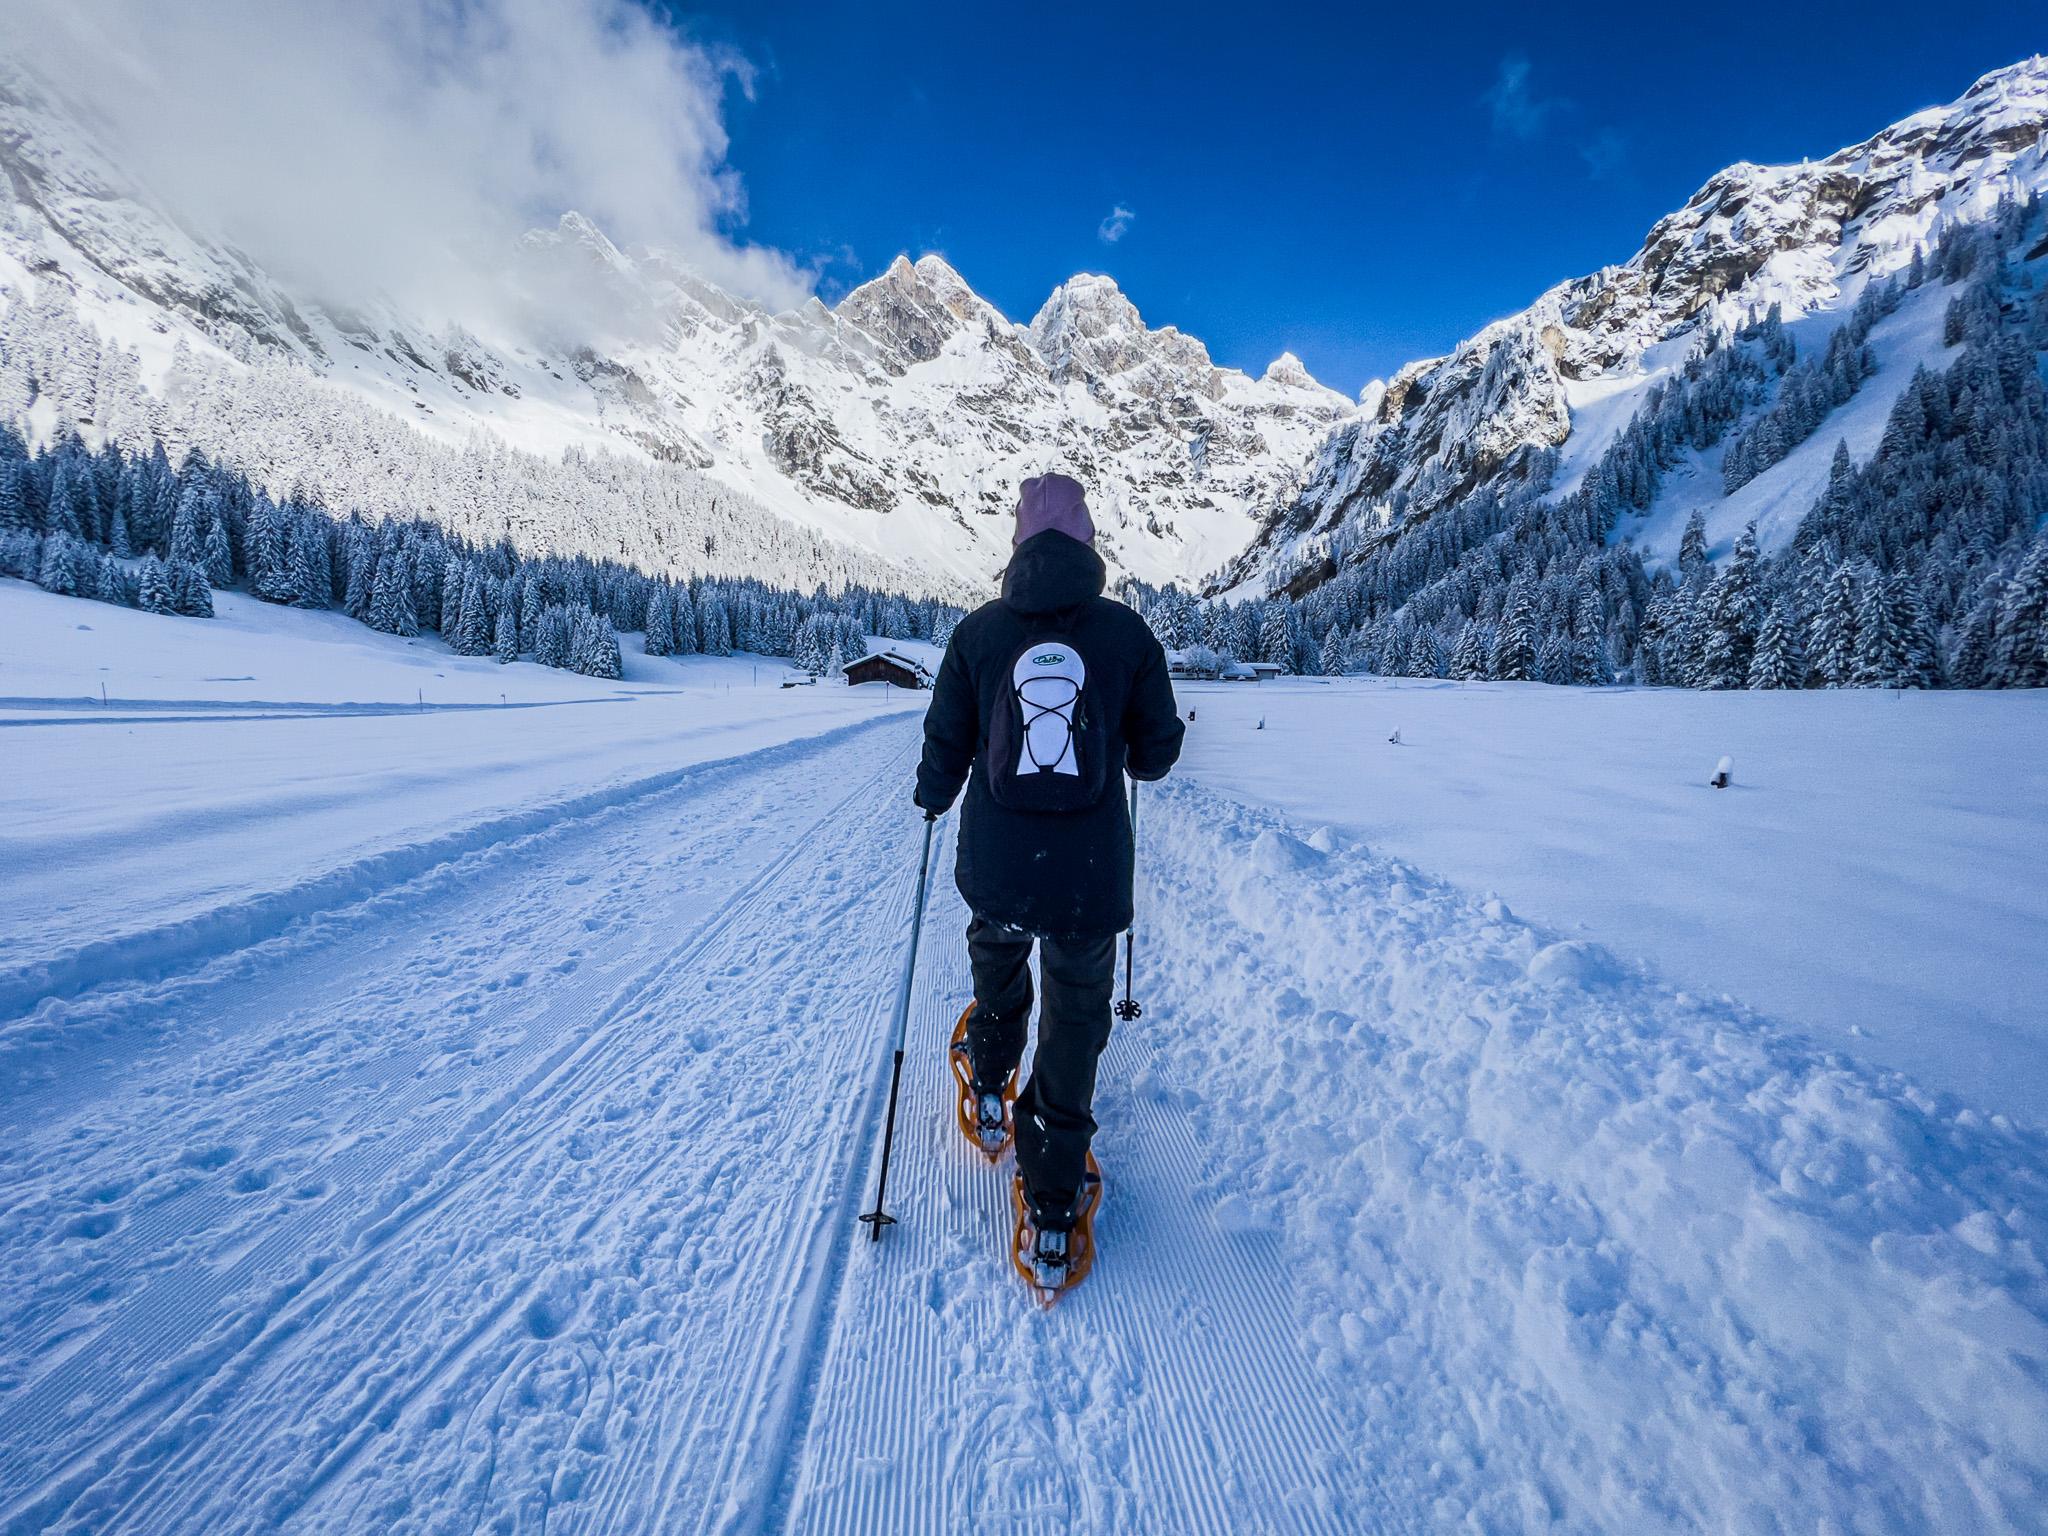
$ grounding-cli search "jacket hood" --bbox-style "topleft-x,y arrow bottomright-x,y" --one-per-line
1001,529 -> 1106,616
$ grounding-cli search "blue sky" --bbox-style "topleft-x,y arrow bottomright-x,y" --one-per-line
670,2 -> 2044,396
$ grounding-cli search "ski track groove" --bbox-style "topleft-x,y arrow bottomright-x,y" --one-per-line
770,835 -> 1404,1535
0,721 -> 922,1535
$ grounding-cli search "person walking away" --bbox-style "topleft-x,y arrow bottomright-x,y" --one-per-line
915,473 -> 1184,1300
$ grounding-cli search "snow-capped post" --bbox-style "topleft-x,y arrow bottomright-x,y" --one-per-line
859,810 -> 941,1242
1712,755 -> 1733,790
1388,728 -> 1401,745
1115,779 -> 1142,1023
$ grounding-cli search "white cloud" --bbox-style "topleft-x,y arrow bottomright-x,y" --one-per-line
1580,128 -> 1629,181
1482,54 -> 1557,140
1097,204 -> 1136,244
0,0 -> 811,329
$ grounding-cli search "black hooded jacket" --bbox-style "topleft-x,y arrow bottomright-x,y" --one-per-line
916,531 -> 1184,938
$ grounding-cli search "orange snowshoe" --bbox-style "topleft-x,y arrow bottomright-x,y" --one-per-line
949,1004 -> 1017,1162
1011,1152 -> 1103,1307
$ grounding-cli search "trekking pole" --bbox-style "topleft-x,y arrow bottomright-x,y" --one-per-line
859,810 -> 939,1241
1115,779 -> 1142,1022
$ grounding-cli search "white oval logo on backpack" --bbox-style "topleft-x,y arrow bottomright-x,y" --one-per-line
1013,645 -> 1085,777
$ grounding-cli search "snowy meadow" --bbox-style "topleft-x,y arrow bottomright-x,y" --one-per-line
2,580 -> 2044,1531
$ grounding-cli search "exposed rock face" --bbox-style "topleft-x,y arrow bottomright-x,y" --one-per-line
1224,57 -> 2048,595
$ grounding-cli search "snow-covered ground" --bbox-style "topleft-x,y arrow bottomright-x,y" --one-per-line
0,580 -> 925,1018
3,589 -> 2044,1532
1173,675 -> 2048,1126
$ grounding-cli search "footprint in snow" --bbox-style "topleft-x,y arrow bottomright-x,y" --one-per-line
63,1210 -> 123,1241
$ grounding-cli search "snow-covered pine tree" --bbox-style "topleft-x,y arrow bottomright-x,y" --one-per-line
0,461 -> 29,534
1406,626 -> 1443,679
699,590 -> 731,656
493,604 -> 518,665
1491,580 -> 1537,681
792,615 -> 826,675
172,559 -> 213,618
1991,539 -> 2048,687
1569,586 -> 1609,685
439,554 -> 466,639
571,611 -> 624,680
1317,626 -> 1347,677
1677,511 -> 1710,587
455,568 -> 492,656
138,552 -> 173,614
1747,598 -> 1804,688
836,613 -> 866,662
44,455 -> 88,540
1883,573 -> 1939,689
1850,569 -> 1935,689
1698,525 -> 1761,688
535,605 -> 572,669
1255,603 -> 1291,670
37,531 -> 80,596
1809,561 -> 1862,687
644,589 -> 675,656
670,587 -> 698,656
288,519 -> 329,607
203,511 -> 234,589
1450,620 -> 1487,680
517,577 -> 543,651
368,544 -> 418,636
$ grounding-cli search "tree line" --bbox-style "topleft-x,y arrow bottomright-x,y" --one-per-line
0,427 -> 960,680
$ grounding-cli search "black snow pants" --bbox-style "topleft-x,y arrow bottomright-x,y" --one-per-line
963,914 -> 1116,1227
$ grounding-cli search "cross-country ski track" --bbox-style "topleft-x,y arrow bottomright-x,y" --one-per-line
2,713 -> 2043,1534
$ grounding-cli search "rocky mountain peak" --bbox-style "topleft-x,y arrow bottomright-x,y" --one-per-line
1262,351 -> 1316,390
1028,272 -> 1220,393
834,250 -> 1010,372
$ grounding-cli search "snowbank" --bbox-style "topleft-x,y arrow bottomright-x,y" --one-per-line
1132,777 -> 2048,1529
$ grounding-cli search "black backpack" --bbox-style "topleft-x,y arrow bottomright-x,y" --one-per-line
986,630 -> 1112,813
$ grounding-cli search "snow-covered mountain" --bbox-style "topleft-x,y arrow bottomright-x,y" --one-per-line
0,59 -> 1347,598
1226,57 -> 2048,596
5,52 -> 2045,607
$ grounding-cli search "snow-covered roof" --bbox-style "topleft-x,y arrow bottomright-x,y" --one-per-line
843,649 -> 932,681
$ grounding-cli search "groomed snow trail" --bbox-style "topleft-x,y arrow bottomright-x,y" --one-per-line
1,718 -> 932,1533
775,822 -> 1397,1533
4,717 -> 2044,1533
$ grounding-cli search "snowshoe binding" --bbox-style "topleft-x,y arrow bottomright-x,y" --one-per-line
1010,1153 -> 1103,1307
949,1004 -> 1017,1162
